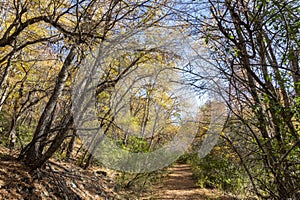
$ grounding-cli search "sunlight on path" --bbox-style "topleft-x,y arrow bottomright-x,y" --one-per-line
145,164 -> 234,200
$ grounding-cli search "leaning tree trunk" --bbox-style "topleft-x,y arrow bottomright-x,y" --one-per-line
18,46 -> 76,169
32,115 -> 73,169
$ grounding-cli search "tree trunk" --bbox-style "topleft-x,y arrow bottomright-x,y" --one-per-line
32,115 -> 73,169
8,116 -> 18,153
0,58 -> 12,111
18,46 -> 76,168
66,130 -> 76,161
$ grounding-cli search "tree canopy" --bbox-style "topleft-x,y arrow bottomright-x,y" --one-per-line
0,0 -> 299,199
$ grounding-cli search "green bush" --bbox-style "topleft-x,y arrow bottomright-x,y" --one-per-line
188,148 -> 247,194
117,135 -> 150,153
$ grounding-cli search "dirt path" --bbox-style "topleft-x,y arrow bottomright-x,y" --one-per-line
146,164 -> 234,200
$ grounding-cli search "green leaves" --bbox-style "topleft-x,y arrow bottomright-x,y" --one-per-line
118,136 -> 150,153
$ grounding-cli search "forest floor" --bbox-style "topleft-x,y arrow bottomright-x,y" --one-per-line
0,145 -> 118,200
0,145 -> 243,200
143,164 -> 239,200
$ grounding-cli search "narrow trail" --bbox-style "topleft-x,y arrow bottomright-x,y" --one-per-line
147,164 -> 234,200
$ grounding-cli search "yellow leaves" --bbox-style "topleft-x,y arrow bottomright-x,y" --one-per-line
214,146 -> 221,151
0,45 -> 13,63
221,131 -> 226,136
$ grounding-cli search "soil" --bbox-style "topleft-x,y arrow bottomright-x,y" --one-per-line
143,164 -> 238,200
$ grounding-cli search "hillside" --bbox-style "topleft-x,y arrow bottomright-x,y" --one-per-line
0,146 -> 118,200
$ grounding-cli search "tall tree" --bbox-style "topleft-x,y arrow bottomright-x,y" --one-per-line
179,0 -> 300,198
0,0 -> 174,169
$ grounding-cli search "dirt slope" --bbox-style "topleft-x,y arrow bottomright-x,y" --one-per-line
0,146 -> 118,200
